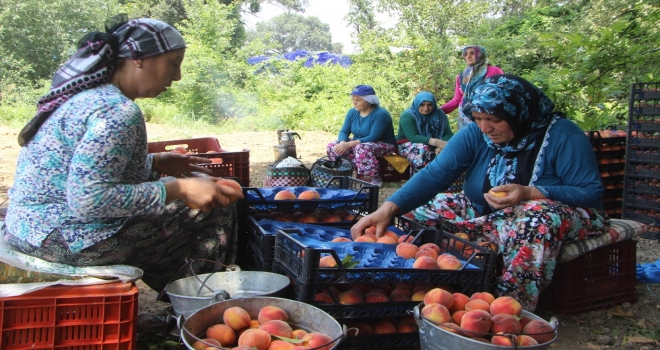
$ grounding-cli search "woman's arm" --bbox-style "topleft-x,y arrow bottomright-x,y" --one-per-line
337,110 -> 354,142
357,110 -> 393,143
486,65 -> 504,77
441,75 -> 463,114
399,112 -> 431,144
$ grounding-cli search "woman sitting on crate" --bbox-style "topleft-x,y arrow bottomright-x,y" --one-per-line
2,15 -> 242,293
351,74 -> 610,311
326,85 -> 397,187
397,91 -> 454,174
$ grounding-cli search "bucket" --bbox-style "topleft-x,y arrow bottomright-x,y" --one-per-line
181,297 -> 345,350
414,304 -> 558,349
165,271 -> 290,318
273,144 -> 297,161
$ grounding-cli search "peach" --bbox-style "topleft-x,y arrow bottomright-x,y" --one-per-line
421,303 -> 452,324
437,257 -> 463,270
436,253 -> 455,263
490,314 -> 522,334
490,296 -> 522,317
423,288 -> 454,310
331,237 -> 352,242
347,321 -> 374,336
291,329 -> 308,339
338,290 -> 364,304
412,256 -> 439,269
268,340 -> 296,350
390,287 -> 412,299
373,320 -> 398,334
419,243 -> 441,254
450,293 -> 471,313
349,284 -> 370,295
451,310 -> 466,325
315,292 -> 334,303
259,320 -> 293,338
355,235 -> 376,243
516,335 -> 540,346
365,292 -> 390,303
238,328 -> 272,350
365,226 -> 377,235
439,322 -> 463,335
258,306 -> 289,324
383,230 -> 400,241
250,320 -> 261,328
319,255 -> 338,267
322,215 -> 343,223
215,179 -> 244,201
397,321 -> 418,333
206,323 -> 236,346
519,316 -> 534,329
274,190 -> 297,200
173,146 -> 188,154
523,320 -> 555,344
464,299 -> 491,312
373,283 -> 394,294
396,243 -> 419,259
376,236 -> 397,244
233,347 -> 254,350
415,248 -> 439,260
471,292 -> 495,305
460,309 -> 492,338
398,234 -> 415,243
303,332 -> 334,350
223,306 -> 252,330
192,338 -> 222,350
411,291 -> 426,302
472,337 -> 491,343
297,215 -> 320,223
298,190 -> 321,200
363,233 -> 377,241
491,335 -> 514,346
368,288 -> 387,295
449,232 -> 470,250
488,190 -> 508,198
328,286 -> 341,297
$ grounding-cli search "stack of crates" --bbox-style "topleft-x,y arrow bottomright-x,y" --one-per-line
272,228 -> 498,350
588,129 -> 627,218
623,82 -> 660,238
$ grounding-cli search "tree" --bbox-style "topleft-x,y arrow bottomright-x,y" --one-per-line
346,0 -> 377,34
249,13 -> 335,53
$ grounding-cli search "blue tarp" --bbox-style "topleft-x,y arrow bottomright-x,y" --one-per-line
247,50 -> 352,68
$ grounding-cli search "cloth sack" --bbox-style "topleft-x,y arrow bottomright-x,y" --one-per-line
264,159 -> 310,187
382,155 -> 410,174
310,156 -> 354,187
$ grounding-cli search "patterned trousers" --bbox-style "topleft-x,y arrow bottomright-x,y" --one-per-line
326,140 -> 395,176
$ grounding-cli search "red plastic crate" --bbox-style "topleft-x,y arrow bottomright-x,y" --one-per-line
538,239 -> 637,314
0,281 -> 138,350
377,156 -> 410,182
147,137 -> 250,186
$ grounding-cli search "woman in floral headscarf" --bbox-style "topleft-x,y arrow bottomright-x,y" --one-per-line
352,75 -> 610,311
4,15 -> 242,292
396,91 -> 453,174
441,45 -> 504,130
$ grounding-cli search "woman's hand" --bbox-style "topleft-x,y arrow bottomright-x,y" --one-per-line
165,177 -> 239,212
333,140 -> 358,154
483,184 -> 545,210
154,152 -> 214,177
429,138 -> 447,153
350,202 -> 400,239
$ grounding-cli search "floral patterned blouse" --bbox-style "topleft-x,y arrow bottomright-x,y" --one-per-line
5,84 -> 167,253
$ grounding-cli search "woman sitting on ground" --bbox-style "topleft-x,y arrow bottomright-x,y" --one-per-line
397,91 -> 453,174
352,74 -> 610,311
326,85 -> 396,187
3,15 -> 242,293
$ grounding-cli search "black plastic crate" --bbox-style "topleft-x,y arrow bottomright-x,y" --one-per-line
273,229 -> 497,290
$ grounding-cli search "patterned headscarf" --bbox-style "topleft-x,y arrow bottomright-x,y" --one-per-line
405,91 -> 448,139
459,45 -> 490,101
18,15 -> 186,146
462,74 -> 566,213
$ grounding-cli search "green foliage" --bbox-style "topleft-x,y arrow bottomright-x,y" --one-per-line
249,13 -> 335,54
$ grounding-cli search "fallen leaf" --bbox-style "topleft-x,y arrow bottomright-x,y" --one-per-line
627,335 -> 656,344
607,305 -> 635,318
637,318 -> 648,329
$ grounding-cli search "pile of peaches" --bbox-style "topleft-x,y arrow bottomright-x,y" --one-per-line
315,281 -> 457,306
420,288 -> 555,347
192,305 -> 334,350
255,209 -> 360,224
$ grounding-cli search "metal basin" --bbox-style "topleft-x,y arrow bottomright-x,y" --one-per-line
165,271 -> 290,318
181,296 -> 344,350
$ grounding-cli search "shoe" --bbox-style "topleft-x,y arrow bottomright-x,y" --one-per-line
370,175 -> 383,188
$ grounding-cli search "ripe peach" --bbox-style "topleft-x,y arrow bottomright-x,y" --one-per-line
363,233 -> 377,241
411,291 -> 426,302
376,236 -> 397,244
396,242 -> 419,259
488,190 -> 508,198
250,320 -> 261,328
274,190 -> 297,200
347,321 -> 374,336
373,320 -> 398,334
365,292 -> 390,303
412,256 -> 439,269
173,146 -> 188,154
192,338 -> 222,350
451,310 -> 466,325
421,303 -> 452,324
491,334 -> 514,346
415,248 -> 439,260
298,190 -> 321,200
490,314 -> 522,334
258,306 -> 289,324
449,232 -> 470,250
383,230 -> 400,241
365,226 -> 377,235
319,255 -> 338,267
259,320 -> 293,338
215,179 -> 243,201
471,292 -> 495,305
436,253 -> 455,264
460,309 -> 492,338
450,293 -> 471,313
338,290 -> 364,304
233,346 -> 254,350
206,323 -> 236,346
267,340 -> 296,350
490,296 -> 523,317
437,256 -> 463,270
516,335 -> 540,346
303,332 -> 334,350
397,321 -> 418,333
439,322 -> 463,335
238,328 -> 272,350
519,316 -> 534,329
331,237 -> 352,242
423,288 -> 454,310
419,243 -> 441,254
291,329 -> 308,339
297,215 -> 320,223
315,292 -> 334,303
355,235 -> 376,243
464,299 -> 491,312
223,306 -> 252,330
397,234 -> 415,243
523,320 -> 555,344
390,287 -> 413,299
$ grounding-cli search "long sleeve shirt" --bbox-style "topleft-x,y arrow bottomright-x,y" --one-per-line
396,111 -> 454,144
388,119 -> 604,215
6,84 -> 167,253
441,66 -> 505,114
337,107 -> 396,145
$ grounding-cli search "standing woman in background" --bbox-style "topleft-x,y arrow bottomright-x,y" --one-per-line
441,45 -> 504,130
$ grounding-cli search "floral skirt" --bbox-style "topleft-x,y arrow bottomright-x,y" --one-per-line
326,140 -> 395,176
404,192 -> 610,311
4,200 -> 239,293
397,142 -> 434,174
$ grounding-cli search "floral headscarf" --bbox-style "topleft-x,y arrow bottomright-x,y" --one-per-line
405,91 -> 448,139
460,45 -> 489,99
462,74 -> 565,213
18,14 -> 186,146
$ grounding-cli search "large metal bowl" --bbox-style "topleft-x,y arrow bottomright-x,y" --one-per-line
165,271 -> 290,318
181,296 -> 344,350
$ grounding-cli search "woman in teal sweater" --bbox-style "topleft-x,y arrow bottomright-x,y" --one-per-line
397,91 -> 453,174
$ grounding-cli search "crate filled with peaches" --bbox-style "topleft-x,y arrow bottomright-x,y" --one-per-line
624,82 -> 660,236
586,128 -> 627,218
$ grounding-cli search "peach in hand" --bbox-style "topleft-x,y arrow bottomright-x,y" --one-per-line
488,189 -> 507,198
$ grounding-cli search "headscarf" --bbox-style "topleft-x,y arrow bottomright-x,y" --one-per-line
18,14 -> 187,146
462,74 -> 566,213
459,45 -> 490,101
405,91 -> 448,139
350,85 -> 380,105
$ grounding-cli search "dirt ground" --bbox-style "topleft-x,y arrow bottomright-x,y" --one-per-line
1,123 -> 660,350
